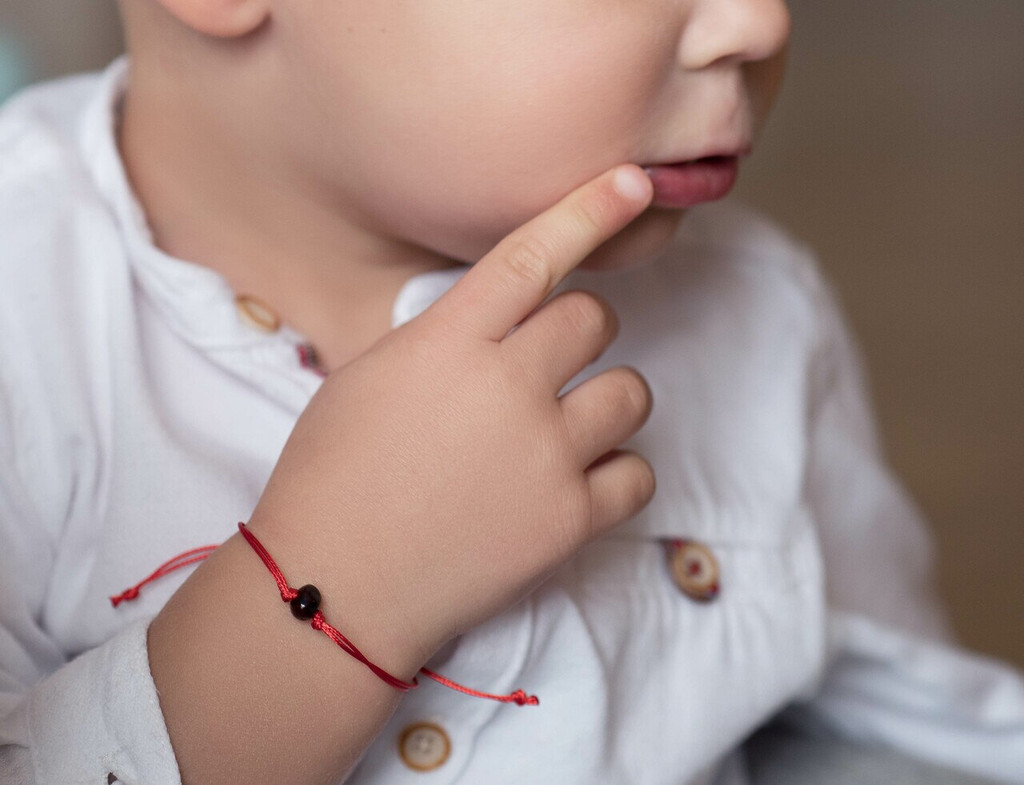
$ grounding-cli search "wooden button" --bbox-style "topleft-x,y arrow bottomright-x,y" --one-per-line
235,294 -> 281,332
398,722 -> 451,772
669,539 -> 720,602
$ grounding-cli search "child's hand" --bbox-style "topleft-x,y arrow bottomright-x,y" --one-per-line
249,164 -> 656,674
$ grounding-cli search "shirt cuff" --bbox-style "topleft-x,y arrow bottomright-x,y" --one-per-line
14,617 -> 182,784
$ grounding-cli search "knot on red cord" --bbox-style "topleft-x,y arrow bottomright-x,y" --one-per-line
113,525 -> 541,707
109,587 -> 140,607
509,690 -> 540,706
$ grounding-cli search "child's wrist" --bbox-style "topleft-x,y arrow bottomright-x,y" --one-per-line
238,518 -> 440,680
141,522 -> 536,709
148,531 -> 414,783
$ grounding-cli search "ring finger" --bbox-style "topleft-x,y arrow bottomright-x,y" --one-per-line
559,366 -> 653,468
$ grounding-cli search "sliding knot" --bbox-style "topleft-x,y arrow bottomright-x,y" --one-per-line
109,587 -> 140,607
510,690 -> 540,706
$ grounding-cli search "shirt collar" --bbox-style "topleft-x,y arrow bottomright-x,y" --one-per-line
76,55 -> 467,352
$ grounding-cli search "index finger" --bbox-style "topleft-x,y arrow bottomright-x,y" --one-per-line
431,165 -> 653,341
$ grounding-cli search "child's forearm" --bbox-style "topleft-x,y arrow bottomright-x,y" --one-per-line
148,529 -> 420,785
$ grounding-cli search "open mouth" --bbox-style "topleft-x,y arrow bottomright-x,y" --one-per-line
642,157 -> 740,209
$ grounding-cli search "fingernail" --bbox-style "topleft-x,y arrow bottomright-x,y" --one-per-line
613,165 -> 652,202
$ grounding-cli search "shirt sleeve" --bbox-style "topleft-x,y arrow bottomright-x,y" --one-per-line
781,257 -> 1024,782
0,353 -> 182,784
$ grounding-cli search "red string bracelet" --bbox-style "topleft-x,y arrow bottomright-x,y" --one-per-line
110,522 -> 539,707
109,545 -> 219,607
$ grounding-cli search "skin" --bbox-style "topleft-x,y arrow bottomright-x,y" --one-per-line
117,0 -> 790,369
121,0 -> 792,781
149,165 -> 660,784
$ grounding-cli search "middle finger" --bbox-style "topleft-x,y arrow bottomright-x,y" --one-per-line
502,289 -> 619,392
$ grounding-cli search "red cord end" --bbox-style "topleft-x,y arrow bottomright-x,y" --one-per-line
112,526 -> 538,708
109,587 -> 140,607
510,690 -> 540,706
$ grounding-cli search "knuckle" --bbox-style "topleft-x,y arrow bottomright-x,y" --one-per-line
633,456 -> 657,507
502,235 -> 557,292
568,198 -> 606,237
615,367 -> 653,419
571,183 -> 621,236
561,291 -> 616,339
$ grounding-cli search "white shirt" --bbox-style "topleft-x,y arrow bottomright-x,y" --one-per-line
1,57 -> 1022,785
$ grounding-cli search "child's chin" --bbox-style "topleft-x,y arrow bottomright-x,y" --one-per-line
579,207 -> 688,272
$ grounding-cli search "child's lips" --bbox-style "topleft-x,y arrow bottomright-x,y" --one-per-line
641,156 -> 741,209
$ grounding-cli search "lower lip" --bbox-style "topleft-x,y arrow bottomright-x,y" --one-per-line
643,156 -> 739,209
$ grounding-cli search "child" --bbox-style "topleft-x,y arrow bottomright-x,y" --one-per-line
1,0 -> 1022,783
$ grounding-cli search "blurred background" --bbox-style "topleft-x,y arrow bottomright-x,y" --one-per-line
1,1 -> 1021,668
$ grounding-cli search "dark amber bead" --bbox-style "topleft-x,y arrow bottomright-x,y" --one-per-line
290,584 -> 322,620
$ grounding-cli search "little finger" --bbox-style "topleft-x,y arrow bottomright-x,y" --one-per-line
585,450 -> 657,536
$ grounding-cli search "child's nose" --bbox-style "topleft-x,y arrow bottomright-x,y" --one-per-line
677,0 -> 792,70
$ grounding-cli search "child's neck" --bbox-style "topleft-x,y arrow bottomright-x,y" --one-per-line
116,79 -> 459,372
